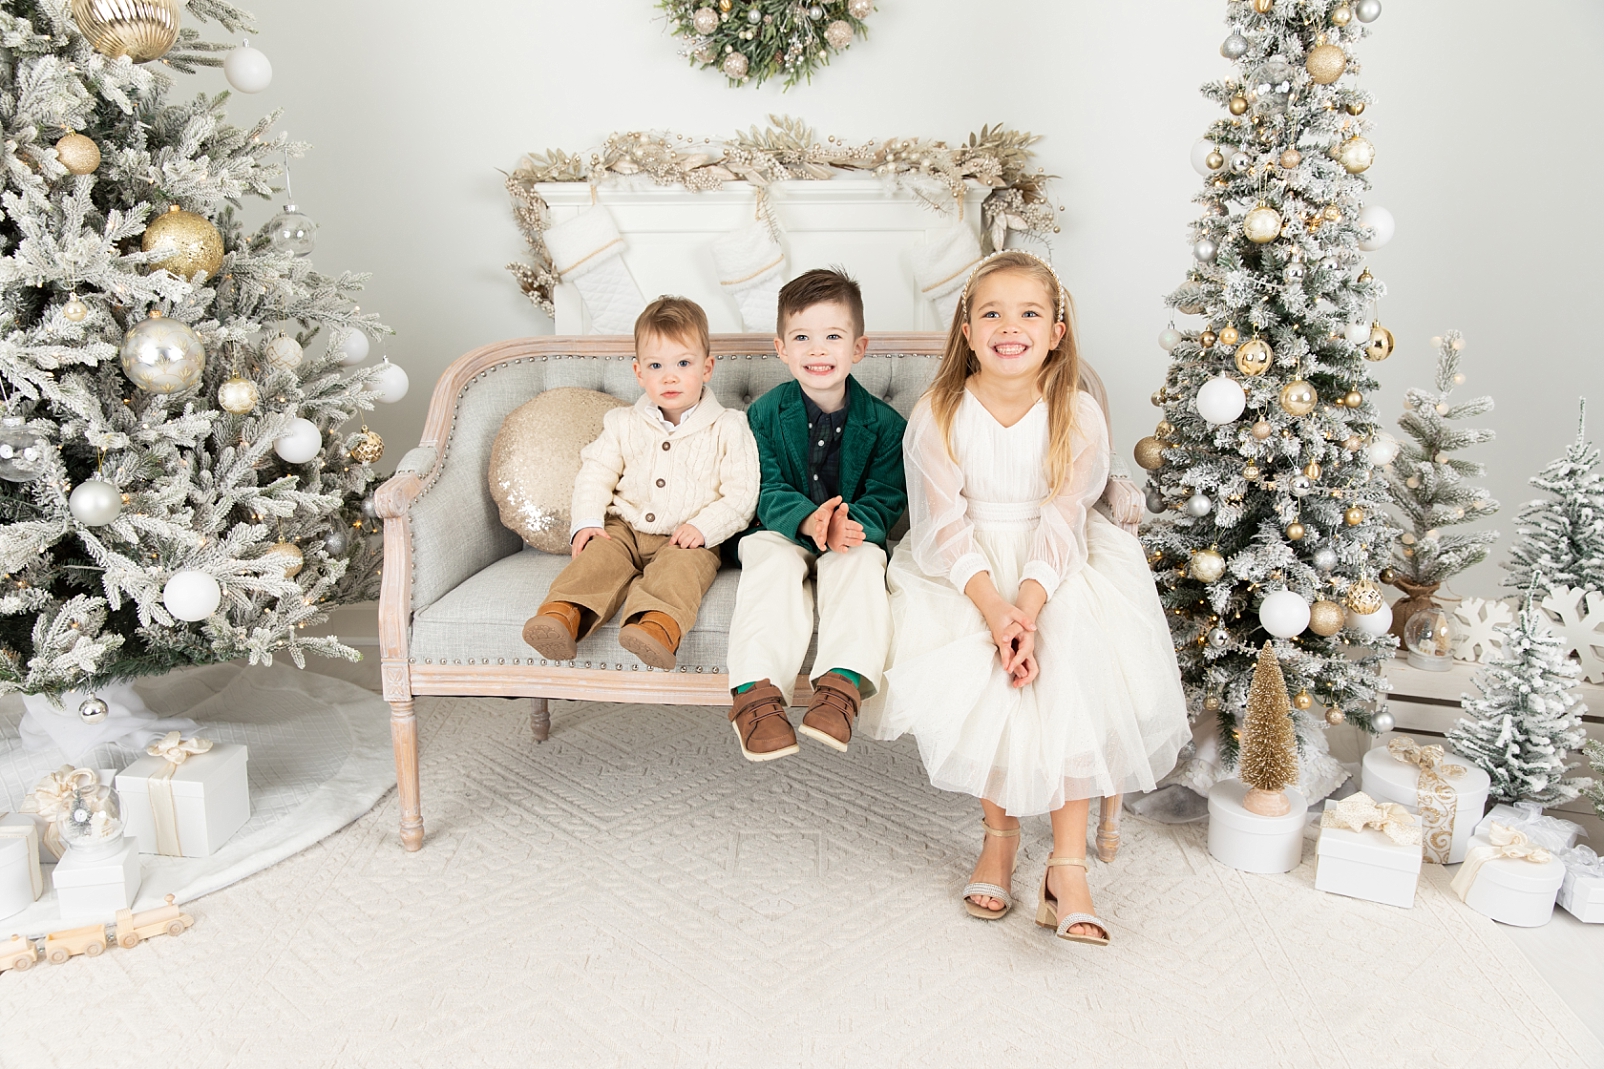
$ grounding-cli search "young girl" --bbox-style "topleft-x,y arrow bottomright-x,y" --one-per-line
864,251 -> 1189,945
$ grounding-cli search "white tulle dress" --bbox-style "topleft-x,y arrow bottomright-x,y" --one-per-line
862,390 -> 1190,816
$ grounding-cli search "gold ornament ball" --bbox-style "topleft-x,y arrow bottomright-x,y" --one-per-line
1280,149 -> 1302,169
142,205 -> 224,283
55,132 -> 101,175
692,6 -> 719,33
1357,268 -> 1374,284
217,375 -> 259,414
1134,436 -> 1166,470
1293,689 -> 1315,710
1200,330 -> 1218,348
1228,95 -> 1249,116
1243,462 -> 1261,481
70,0 -> 180,62
1151,389 -> 1166,407
1322,204 -> 1342,222
261,541 -> 304,579
1204,693 -> 1224,712
1379,566 -> 1398,585
1286,521 -> 1306,541
349,426 -> 384,465
1337,136 -> 1375,174
1234,338 -> 1273,376
1191,548 -> 1228,583
1331,3 -> 1353,25
1218,325 -> 1241,347
1305,43 -> 1347,84
1252,420 -> 1274,440
1366,323 -> 1395,361
1346,100 -> 1366,116
1346,578 -> 1384,615
63,296 -> 89,322
1205,150 -> 1225,171
1155,419 -> 1175,439
1279,380 -> 1318,417
1308,600 -> 1346,636
1243,205 -> 1283,245
721,52 -> 749,79
1252,0 -> 1273,11
824,19 -> 853,49
1344,506 -> 1366,526
1325,708 -> 1346,725
1304,461 -> 1322,480
1344,390 -> 1363,408
848,0 -> 873,17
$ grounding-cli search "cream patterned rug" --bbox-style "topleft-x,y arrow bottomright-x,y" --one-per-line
2,695 -> 1600,1069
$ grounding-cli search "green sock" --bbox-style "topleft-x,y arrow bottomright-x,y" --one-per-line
733,682 -> 756,695
824,668 -> 864,691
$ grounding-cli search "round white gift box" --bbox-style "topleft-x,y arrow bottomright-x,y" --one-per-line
1361,743 -> 1489,864
1460,834 -> 1566,927
0,837 -> 33,921
1208,779 -> 1307,874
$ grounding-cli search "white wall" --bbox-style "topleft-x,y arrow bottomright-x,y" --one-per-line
207,0 -> 1604,597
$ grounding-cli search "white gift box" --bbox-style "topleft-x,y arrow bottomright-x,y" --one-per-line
1207,779 -> 1307,874
1557,849 -> 1604,923
116,742 -> 249,857
1361,744 -> 1490,864
1472,804 -> 1583,853
0,838 -> 34,921
1314,799 -> 1423,909
53,838 -> 142,922
1457,833 -> 1565,927
0,812 -> 43,900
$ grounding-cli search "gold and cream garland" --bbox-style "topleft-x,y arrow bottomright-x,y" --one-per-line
507,116 -> 1060,316
660,0 -> 872,88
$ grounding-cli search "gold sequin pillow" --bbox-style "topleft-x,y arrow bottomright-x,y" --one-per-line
488,388 -> 628,554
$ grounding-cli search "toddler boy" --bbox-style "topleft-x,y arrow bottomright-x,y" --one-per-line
726,269 -> 907,760
523,296 -> 759,670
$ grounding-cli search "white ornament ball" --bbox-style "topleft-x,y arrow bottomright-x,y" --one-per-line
121,312 -> 206,394
1193,238 -> 1218,263
1357,205 -> 1395,251
63,297 -> 89,322
1347,600 -> 1393,637
218,376 -> 260,414
69,478 -> 122,526
1191,140 -> 1223,177
265,334 -> 303,369
1185,493 -> 1213,518
1196,376 -> 1247,425
335,330 -> 370,366
1260,589 -> 1312,639
1344,321 -> 1373,345
1312,546 -> 1338,571
372,359 -> 409,404
163,570 -> 222,622
1371,709 -> 1395,734
274,417 -> 323,464
1159,327 -> 1183,352
223,43 -> 273,93
1243,206 -> 1283,244
1366,432 -> 1400,466
1354,0 -> 1381,22
1229,151 -> 1252,174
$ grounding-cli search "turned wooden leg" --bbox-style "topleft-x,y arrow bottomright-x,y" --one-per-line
389,699 -> 424,852
1096,794 -> 1123,863
529,697 -> 551,743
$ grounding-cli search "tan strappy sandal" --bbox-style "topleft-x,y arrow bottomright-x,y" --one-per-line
962,821 -> 1021,920
1036,856 -> 1110,946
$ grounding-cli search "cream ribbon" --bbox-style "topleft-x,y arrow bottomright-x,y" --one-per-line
144,732 -> 213,857
1450,822 -> 1553,901
1319,791 -> 1422,847
1386,737 -> 1467,864
18,765 -> 104,859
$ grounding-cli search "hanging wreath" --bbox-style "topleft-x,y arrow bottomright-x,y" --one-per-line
659,0 -> 873,88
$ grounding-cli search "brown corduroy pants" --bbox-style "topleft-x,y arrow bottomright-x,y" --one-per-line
544,518 -> 720,638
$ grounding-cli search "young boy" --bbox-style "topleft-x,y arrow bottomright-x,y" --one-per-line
726,269 -> 907,761
522,297 -> 759,670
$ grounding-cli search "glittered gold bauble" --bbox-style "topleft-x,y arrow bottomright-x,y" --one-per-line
1344,390 -> 1363,408
1343,435 -> 1362,451
1308,600 -> 1345,636
1344,506 -> 1366,526
261,541 -> 303,579
692,6 -> 718,33
1228,95 -> 1249,116
1199,330 -> 1218,348
1286,521 -> 1306,541
1204,694 -> 1223,712
1346,578 -> 1384,615
1293,689 -> 1315,709
1325,707 -> 1346,725
120,309 -> 205,393
1279,149 -> 1301,169
1243,205 -> 1283,244
1337,136 -> 1375,174
1252,420 -> 1273,440
721,52 -> 749,79
70,0 -> 180,62
1234,337 -> 1273,376
142,205 -> 224,283
1323,205 -> 1342,223
1205,150 -> 1225,171
1346,100 -> 1366,116
1305,43 -> 1347,84
1134,436 -> 1166,470
824,19 -> 853,49
54,132 -> 101,175
1191,548 -> 1227,583
1218,326 -> 1241,347
217,375 -> 259,414
1331,4 -> 1353,25
1155,420 -> 1174,439
1279,380 -> 1318,416
349,425 -> 383,464
1365,322 -> 1395,361
63,296 -> 89,322
848,0 -> 873,17
1304,461 -> 1322,479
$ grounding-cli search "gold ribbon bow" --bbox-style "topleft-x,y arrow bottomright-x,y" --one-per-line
1450,822 -> 1554,901
18,766 -> 104,859
144,733 -> 213,857
1319,791 -> 1422,847
1386,736 -> 1467,864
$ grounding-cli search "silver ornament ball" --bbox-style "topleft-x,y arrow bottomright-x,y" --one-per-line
1192,238 -> 1218,263
1284,261 -> 1305,284
1354,0 -> 1381,22
1230,151 -> 1252,173
78,697 -> 109,724
121,312 -> 206,394
360,493 -> 378,520
1207,628 -> 1230,649
1220,32 -> 1248,59
69,478 -> 122,526
1145,487 -> 1165,514
1313,546 -> 1338,571
323,527 -> 350,555
1371,709 -> 1394,733
1185,493 -> 1213,517
1290,474 -> 1313,497
746,6 -> 761,22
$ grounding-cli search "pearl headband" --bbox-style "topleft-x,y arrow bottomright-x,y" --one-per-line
958,249 -> 1069,324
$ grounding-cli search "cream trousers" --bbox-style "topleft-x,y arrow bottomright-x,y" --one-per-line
727,530 -> 892,705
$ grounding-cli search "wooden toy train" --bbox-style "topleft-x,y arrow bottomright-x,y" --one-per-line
0,895 -> 194,971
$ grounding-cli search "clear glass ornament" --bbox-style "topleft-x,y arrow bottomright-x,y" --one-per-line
267,203 -> 317,257
1404,607 -> 1454,672
58,776 -> 123,859
0,417 -> 49,482
121,311 -> 206,394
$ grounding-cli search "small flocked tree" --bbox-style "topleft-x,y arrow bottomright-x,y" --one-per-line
1239,641 -> 1298,814
0,0 -> 391,700
1584,740 -> 1604,819
1504,400 -> 1604,596
1448,580 -> 1592,806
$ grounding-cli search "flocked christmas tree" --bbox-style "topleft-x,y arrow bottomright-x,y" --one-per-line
0,0 -> 394,700
1448,578 -> 1592,806
1584,740 -> 1604,819
1139,0 -> 1396,789
1504,400 -> 1604,596
1383,330 -> 1498,631
1238,642 -> 1299,815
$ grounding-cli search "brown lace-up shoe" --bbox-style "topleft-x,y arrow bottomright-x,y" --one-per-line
522,601 -> 582,660
729,679 -> 799,762
619,610 -> 681,670
798,672 -> 861,752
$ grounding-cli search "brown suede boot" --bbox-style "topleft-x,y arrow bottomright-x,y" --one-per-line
522,601 -> 582,660
618,610 -> 681,670
729,680 -> 799,762
798,672 -> 862,753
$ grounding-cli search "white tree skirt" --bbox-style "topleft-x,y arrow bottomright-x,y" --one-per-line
0,662 -> 394,935
2,694 -> 1601,1068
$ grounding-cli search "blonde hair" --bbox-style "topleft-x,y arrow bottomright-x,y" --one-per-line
927,251 -> 1081,495
634,295 -> 710,357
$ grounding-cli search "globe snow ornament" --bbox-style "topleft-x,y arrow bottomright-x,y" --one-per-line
265,334 -> 303,370
1191,548 -> 1227,583
268,203 -> 317,257
69,478 -> 122,526
372,359 -> 409,404
0,418 -> 49,482
1197,376 -> 1247,425
1233,338 -> 1272,376
1337,136 -> 1375,174
163,570 -> 221,622
1357,205 -> 1395,251
1404,607 -> 1454,671
1243,206 -> 1282,244
217,376 -> 260,414
274,418 -> 322,464
142,205 -> 224,282
1260,590 -> 1312,639
121,311 -> 205,394
223,39 -> 272,93
70,0 -> 180,62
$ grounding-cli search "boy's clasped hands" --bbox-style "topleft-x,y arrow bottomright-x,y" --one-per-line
801,495 -> 865,554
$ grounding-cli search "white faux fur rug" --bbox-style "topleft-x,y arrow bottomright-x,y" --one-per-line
1,694 -> 1600,1069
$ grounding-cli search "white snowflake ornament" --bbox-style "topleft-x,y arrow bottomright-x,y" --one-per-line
1452,596 -> 1514,663
1537,585 -> 1604,683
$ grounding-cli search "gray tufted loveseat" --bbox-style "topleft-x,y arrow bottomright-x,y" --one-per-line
375,334 -> 1137,851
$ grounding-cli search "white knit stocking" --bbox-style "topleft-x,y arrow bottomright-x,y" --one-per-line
712,218 -> 786,332
911,224 -> 983,326
544,205 -> 647,334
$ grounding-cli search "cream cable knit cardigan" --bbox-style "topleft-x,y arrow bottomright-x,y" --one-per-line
568,389 -> 759,547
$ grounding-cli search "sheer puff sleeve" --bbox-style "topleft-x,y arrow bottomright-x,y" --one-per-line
903,398 -> 991,593
1020,391 -> 1111,601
